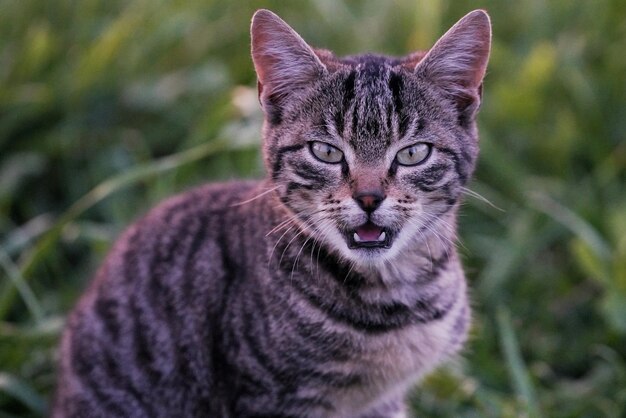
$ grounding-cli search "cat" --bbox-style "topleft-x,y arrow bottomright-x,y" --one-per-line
52,8 -> 491,418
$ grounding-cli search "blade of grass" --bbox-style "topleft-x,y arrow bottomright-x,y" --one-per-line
1,214 -> 53,258
0,136 -> 252,320
529,191 -> 611,260
0,372 -> 46,415
0,247 -> 43,324
497,305 -> 542,418
0,316 -> 63,343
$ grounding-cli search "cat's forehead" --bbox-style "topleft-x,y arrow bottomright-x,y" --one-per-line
320,54 -> 420,163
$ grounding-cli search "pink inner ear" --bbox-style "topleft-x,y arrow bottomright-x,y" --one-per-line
256,81 -> 263,102
415,10 -> 491,94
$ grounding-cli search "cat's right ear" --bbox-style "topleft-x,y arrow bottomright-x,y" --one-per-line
251,10 -> 326,118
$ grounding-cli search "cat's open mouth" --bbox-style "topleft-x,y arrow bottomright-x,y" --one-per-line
346,222 -> 392,249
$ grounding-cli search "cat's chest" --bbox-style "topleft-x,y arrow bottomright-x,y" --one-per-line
328,322 -> 451,414
363,321 -> 451,375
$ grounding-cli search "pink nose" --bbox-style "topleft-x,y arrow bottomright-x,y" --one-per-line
354,192 -> 385,213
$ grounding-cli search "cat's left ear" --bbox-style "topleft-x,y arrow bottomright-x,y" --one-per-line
251,10 -> 326,115
415,10 -> 491,123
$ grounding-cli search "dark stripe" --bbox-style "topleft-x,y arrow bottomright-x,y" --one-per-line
121,227 -> 144,284
385,103 -> 393,132
237,370 -> 271,397
280,394 -> 335,414
238,413 -> 299,418
408,162 -> 450,192
266,219 -> 458,339
240,303 -> 288,383
161,198 -> 194,225
388,160 -> 399,177
459,144 -> 473,165
70,330 -> 140,417
343,72 -> 356,110
293,164 -> 328,186
101,348 -> 156,417
129,297 -> 161,383
277,262 -> 446,333
236,290 -> 274,387
340,160 -> 350,177
264,94 -> 283,125
209,231 -> 237,410
182,214 -> 210,301
120,246 -> 159,383
93,295 -> 120,343
416,117 -> 425,132
285,182 -> 314,200
334,71 -> 356,133
415,248 -> 452,280
287,279 -> 411,333
364,117 -> 382,143
272,144 -> 304,180
316,115 -> 331,138
291,316 -> 352,362
427,182 -> 458,210
437,147 -> 467,183
389,72 -> 410,137
350,100 -> 359,144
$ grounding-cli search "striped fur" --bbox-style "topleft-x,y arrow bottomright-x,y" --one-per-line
53,9 -> 491,418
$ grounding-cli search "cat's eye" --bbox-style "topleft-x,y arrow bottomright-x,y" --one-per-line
395,143 -> 432,166
309,141 -> 344,164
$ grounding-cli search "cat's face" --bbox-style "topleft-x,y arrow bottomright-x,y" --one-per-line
251,10 -> 491,265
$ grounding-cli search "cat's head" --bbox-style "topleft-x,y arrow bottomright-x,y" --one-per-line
251,9 -> 491,265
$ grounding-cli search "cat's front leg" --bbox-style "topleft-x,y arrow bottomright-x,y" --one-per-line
353,397 -> 407,418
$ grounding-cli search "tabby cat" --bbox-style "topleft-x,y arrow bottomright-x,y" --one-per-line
52,9 -> 491,418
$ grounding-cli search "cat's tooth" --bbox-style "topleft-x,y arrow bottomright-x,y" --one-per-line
377,231 -> 386,241
353,232 -> 362,242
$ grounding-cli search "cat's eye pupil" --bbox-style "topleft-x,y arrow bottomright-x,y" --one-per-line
310,141 -> 343,164
395,143 -> 431,166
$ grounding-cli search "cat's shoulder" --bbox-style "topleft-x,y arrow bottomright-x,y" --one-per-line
108,180 -> 265,259
138,179 -> 263,226
90,180 -> 265,288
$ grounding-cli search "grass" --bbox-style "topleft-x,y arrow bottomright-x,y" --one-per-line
1,0 -> 625,416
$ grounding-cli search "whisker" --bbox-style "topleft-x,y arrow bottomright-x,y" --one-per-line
423,210 -> 467,251
230,185 -> 281,207
461,186 -> 505,212
268,225 -> 296,266
265,208 -> 325,237
291,234 -> 313,282
266,215 -> 298,237
342,260 -> 357,284
406,213 -> 456,261
278,225 -> 309,269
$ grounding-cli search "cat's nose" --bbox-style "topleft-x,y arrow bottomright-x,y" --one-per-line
354,192 -> 386,213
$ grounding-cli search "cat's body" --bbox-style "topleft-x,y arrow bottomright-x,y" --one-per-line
53,9 -> 491,418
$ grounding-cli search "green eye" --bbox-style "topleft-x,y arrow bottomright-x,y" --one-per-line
395,143 -> 431,166
310,141 -> 344,164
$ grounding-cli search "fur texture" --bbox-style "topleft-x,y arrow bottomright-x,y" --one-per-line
52,9 -> 491,418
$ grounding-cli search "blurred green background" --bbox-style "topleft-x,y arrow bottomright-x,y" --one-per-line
1,0 -> 625,416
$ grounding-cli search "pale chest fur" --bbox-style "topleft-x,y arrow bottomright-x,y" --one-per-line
287,262 -> 469,418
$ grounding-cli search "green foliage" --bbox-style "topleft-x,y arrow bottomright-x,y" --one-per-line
1,0 -> 625,416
